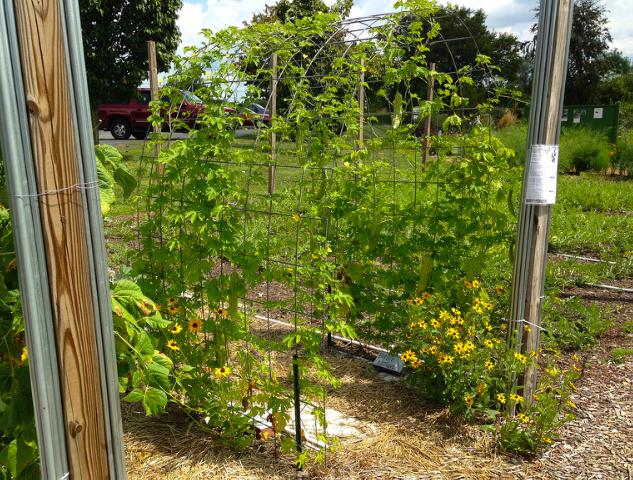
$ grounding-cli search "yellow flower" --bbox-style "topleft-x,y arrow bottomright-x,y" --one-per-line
438,354 -> 454,365
543,437 -> 553,444
464,279 -> 473,289
418,321 -> 428,330
517,413 -> 529,424
473,304 -> 484,314
167,305 -> 180,315
166,339 -> 180,351
446,327 -> 460,339
400,350 -> 417,362
545,367 -> 560,377
475,383 -> 486,395
216,307 -> 229,317
214,366 -> 232,379
533,393 -> 541,401
484,360 -> 494,370
567,400 -> 577,409
484,322 -> 493,332
410,358 -> 422,369
509,393 -> 524,403
483,339 -> 494,349
497,393 -> 506,404
430,318 -> 441,329
21,346 -> 28,363
422,292 -> 431,300
170,323 -> 183,335
188,318 -> 202,333
429,346 -> 438,355
464,394 -> 474,407
439,310 -> 450,321
292,213 -> 301,222
464,341 -> 475,353
167,297 -> 178,306
451,307 -> 461,317
406,298 -> 414,305
414,297 -> 423,305
454,342 -> 466,355
495,285 -> 505,295
524,324 -> 532,333
514,352 -> 527,365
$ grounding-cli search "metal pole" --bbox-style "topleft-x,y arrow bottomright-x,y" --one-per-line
5,0 -> 127,477
269,52 -> 278,195
422,63 -> 435,164
0,3 -> 68,478
292,354 -> 303,457
509,0 -> 574,406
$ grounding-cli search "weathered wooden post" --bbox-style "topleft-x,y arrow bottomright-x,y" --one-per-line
509,0 -> 574,405
0,0 -> 126,477
422,62 -> 435,164
269,52 -> 278,195
147,40 -> 161,156
358,57 -> 365,148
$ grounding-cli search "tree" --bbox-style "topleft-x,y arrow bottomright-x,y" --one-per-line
80,0 -> 182,109
596,73 -> 633,104
249,0 -> 352,24
530,0 -> 625,104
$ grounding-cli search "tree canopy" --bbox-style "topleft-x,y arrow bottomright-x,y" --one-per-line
80,0 -> 182,108
530,0 -> 628,104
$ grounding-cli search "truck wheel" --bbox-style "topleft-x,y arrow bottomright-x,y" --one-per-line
110,118 -> 131,140
132,129 -> 149,140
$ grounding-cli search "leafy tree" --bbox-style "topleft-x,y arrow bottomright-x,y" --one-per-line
596,73 -> 633,104
249,0 -> 352,24
529,0 -> 626,104
79,0 -> 182,109
426,6 -> 523,89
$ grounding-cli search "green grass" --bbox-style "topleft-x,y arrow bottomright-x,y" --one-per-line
609,347 -> 633,363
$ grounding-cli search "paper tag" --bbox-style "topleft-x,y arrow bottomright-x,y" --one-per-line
593,107 -> 603,119
525,145 -> 559,205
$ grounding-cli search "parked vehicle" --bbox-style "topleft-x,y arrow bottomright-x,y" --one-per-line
223,103 -> 271,128
97,88 -> 204,140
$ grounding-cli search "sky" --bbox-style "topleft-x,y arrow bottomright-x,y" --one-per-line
176,0 -> 633,59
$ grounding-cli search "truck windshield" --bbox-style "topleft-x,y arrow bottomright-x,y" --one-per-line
183,91 -> 203,105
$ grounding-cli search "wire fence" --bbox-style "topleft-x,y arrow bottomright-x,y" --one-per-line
120,8 -> 521,456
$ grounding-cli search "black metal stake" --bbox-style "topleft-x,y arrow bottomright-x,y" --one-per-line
292,354 -> 302,457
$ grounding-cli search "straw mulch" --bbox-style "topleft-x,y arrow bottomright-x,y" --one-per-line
124,283 -> 633,479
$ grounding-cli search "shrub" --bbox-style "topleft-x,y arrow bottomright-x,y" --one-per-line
395,280 -> 579,454
542,296 -> 610,350
613,131 -> 633,174
494,123 -> 528,166
497,110 -> 518,129
559,128 -> 611,173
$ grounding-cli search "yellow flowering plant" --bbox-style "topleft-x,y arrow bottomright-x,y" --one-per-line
397,280 -> 580,453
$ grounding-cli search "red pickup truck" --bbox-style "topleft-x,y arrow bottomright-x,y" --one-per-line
97,88 -> 204,140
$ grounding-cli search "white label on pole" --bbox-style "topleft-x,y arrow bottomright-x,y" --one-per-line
593,107 -> 603,119
525,145 -> 559,205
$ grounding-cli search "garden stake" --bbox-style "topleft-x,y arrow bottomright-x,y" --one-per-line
292,354 -> 303,458
509,0 -> 574,408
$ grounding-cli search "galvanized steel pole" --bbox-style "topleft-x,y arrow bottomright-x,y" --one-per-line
509,0 -> 574,405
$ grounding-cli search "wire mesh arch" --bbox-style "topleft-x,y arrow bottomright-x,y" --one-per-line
126,3 -> 521,457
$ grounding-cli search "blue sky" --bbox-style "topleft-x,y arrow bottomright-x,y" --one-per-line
177,0 -> 633,58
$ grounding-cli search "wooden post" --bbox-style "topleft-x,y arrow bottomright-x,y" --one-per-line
12,0 -> 121,477
358,57 -> 365,148
148,40 -> 160,156
269,52 -> 278,195
422,62 -> 435,164
509,0 -> 574,406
